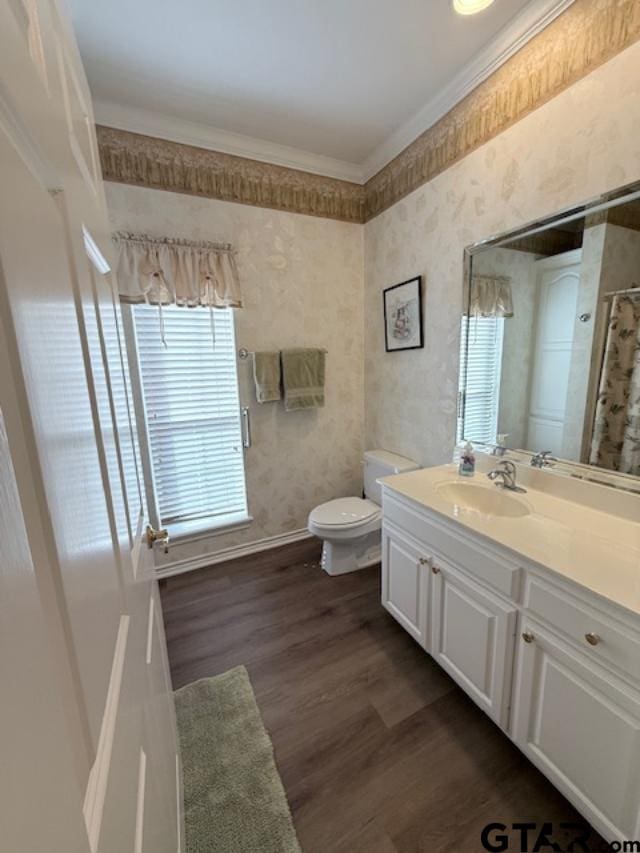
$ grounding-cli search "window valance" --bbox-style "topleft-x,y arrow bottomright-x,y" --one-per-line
114,232 -> 242,309
468,275 -> 514,318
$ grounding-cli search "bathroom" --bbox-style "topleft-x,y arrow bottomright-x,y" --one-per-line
0,1 -> 639,852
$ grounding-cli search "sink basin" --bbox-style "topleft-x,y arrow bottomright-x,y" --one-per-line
435,481 -> 531,518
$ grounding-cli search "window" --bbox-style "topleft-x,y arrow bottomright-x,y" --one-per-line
131,304 -> 248,533
457,315 -> 504,445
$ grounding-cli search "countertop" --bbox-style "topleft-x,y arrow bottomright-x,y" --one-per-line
380,464 -> 640,619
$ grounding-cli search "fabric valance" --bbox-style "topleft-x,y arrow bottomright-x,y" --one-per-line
114,232 -> 242,309
468,275 -> 513,318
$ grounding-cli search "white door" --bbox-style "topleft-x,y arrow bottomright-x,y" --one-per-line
381,521 -> 430,649
0,405 -> 93,853
512,620 -> 640,843
526,250 -> 581,455
430,560 -> 516,727
0,2 -> 180,850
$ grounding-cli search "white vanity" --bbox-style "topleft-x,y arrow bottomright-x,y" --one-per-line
380,460 -> 640,844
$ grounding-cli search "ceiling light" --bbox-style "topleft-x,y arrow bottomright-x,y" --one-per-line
453,0 -> 495,15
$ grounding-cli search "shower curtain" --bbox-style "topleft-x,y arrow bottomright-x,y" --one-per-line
590,294 -> 640,476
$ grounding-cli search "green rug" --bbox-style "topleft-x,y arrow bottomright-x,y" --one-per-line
175,666 -> 301,853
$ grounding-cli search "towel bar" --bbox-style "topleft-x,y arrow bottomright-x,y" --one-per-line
238,347 -> 327,360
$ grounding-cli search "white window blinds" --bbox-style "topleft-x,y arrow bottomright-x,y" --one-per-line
133,304 -> 247,528
458,315 -> 504,444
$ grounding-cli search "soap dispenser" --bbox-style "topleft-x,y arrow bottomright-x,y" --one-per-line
459,441 -> 475,477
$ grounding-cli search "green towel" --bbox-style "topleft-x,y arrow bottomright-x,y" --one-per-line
252,351 -> 281,402
281,348 -> 325,411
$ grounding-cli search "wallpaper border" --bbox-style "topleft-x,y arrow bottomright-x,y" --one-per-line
96,125 -> 365,224
97,0 -> 640,225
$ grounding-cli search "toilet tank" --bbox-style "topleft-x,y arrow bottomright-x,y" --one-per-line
363,449 -> 419,505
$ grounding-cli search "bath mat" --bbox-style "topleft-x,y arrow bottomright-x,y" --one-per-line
175,666 -> 301,853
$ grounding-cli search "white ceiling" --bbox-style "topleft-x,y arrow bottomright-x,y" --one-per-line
70,0 -> 573,181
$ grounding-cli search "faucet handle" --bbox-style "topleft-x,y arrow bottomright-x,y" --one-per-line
531,450 -> 557,468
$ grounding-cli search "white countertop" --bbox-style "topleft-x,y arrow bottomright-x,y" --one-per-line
380,464 -> 640,619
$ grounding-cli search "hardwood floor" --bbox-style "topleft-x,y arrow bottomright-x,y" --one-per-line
160,539 -> 603,853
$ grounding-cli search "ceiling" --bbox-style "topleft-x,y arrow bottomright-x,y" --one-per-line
70,0 -> 570,180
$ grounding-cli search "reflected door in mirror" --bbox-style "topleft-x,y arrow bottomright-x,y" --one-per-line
526,252 -> 581,456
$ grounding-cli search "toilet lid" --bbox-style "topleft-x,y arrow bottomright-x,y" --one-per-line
309,497 -> 380,527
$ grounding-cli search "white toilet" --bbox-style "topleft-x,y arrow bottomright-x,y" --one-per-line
308,449 -> 419,575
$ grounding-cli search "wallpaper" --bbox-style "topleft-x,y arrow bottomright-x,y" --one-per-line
364,41 -> 640,468
104,184 -> 364,565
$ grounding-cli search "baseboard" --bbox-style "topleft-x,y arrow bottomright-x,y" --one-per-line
155,528 -> 314,579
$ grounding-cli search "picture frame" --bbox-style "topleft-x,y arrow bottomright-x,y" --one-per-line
383,276 -> 424,352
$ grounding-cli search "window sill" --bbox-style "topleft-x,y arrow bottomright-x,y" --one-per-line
165,513 -> 253,545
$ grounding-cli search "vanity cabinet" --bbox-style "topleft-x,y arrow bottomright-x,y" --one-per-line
381,485 -> 640,844
381,521 -> 430,649
430,560 -> 516,728
512,619 -> 640,840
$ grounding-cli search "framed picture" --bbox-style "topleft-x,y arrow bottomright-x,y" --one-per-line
383,276 -> 423,352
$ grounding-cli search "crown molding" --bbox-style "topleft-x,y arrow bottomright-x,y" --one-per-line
362,0 -> 576,181
93,100 -> 365,184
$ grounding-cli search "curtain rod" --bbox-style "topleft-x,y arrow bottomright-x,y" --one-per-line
114,231 -> 234,253
471,274 -> 512,283
602,286 -> 640,301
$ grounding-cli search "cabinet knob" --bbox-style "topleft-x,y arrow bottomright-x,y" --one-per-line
522,631 -> 535,644
585,632 -> 601,646
431,564 -> 440,575
418,557 -> 431,566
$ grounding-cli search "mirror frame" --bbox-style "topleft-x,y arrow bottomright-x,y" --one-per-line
459,177 -> 640,496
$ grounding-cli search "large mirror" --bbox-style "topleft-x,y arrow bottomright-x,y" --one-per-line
459,183 -> 640,481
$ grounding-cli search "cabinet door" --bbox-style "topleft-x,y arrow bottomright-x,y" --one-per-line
512,620 -> 640,842
431,561 -> 516,727
381,522 -> 430,649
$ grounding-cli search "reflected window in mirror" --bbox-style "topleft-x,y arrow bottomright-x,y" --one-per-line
457,314 -> 504,445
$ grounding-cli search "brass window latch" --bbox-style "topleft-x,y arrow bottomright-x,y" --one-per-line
146,524 -> 170,554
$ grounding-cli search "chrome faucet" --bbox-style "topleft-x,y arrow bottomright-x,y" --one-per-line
487,460 -> 527,493
531,450 -> 557,469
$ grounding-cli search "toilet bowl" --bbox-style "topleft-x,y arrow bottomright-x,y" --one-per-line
308,450 -> 419,575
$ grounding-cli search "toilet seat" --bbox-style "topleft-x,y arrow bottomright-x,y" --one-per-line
309,497 -> 379,529
308,497 -> 382,542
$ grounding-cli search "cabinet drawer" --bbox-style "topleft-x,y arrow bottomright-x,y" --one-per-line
383,490 -> 521,600
524,575 -> 640,682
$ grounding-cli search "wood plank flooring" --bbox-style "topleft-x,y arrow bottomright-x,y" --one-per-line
160,539 -> 603,853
